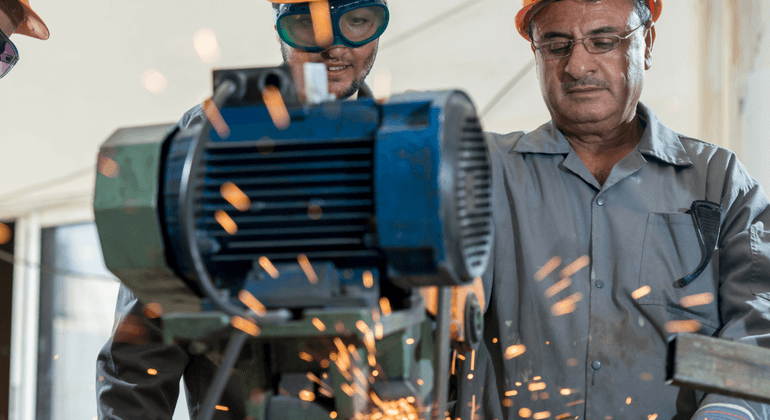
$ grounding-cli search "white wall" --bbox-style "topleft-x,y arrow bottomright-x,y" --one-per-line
0,0 -> 720,219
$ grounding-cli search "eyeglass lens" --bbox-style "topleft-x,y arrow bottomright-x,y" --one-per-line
543,36 -> 622,57
0,36 -> 19,77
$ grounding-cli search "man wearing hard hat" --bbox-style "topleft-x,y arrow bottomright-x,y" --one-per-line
464,1 -> 770,420
95,1 -> 389,419
0,0 -> 48,78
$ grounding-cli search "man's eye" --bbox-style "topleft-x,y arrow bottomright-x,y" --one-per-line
589,37 -> 618,50
295,16 -> 313,26
547,42 -> 571,55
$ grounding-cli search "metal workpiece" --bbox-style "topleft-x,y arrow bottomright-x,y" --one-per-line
666,333 -> 770,404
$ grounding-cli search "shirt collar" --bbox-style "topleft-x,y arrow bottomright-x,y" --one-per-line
510,102 -> 694,167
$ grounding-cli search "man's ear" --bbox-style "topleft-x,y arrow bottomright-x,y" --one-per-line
644,21 -> 655,70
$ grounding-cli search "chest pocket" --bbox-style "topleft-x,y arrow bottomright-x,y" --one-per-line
638,212 -> 720,331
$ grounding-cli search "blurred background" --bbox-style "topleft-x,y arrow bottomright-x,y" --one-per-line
0,0 -> 767,419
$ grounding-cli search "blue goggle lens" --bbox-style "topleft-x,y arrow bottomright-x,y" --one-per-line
277,4 -> 388,52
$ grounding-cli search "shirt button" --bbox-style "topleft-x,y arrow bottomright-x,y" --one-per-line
591,360 -> 602,370
596,197 -> 605,206
595,280 -> 604,288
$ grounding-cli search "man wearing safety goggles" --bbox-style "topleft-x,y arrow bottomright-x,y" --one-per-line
0,0 -> 49,78
271,0 -> 388,100
96,2 -> 390,419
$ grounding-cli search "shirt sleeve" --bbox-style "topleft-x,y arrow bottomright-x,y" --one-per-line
95,284 -> 190,420
695,155 -> 770,418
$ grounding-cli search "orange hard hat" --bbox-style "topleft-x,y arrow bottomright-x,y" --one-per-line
0,0 -> 49,39
515,0 -> 662,41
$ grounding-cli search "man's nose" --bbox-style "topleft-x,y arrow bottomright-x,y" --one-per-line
321,45 -> 347,60
564,41 -> 597,80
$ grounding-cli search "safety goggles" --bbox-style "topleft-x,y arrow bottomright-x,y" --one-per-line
275,0 -> 389,52
0,28 -> 19,79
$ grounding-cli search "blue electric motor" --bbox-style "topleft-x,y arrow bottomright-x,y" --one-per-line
160,66 -> 492,315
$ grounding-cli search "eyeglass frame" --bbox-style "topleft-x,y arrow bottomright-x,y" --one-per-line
531,21 -> 647,60
0,28 -> 19,79
274,0 -> 389,53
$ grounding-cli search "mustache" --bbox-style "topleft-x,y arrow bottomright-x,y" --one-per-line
563,77 -> 609,91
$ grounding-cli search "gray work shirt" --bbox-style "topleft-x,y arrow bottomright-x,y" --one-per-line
463,103 -> 770,420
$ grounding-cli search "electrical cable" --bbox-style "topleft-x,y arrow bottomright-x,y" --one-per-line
380,0 -> 489,51
479,59 -> 536,118
0,166 -> 93,205
0,248 -> 119,282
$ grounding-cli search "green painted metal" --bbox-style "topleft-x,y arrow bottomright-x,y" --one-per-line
94,124 -> 201,313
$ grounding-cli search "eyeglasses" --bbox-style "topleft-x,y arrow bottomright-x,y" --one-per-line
0,28 -> 19,78
532,22 -> 645,60
275,0 -> 389,52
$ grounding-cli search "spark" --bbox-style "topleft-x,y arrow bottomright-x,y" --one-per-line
533,376 -> 541,380
309,0 -> 334,47
193,28 -> 221,63
467,374 -> 474,380
312,317 -> 326,332
215,405 -> 229,412
202,98 -> 230,138
335,321 -> 345,333
215,210 -> 237,235
297,254 -> 319,284
374,323 -> 383,340
560,389 -> 571,396
379,297 -> 392,316
680,292 -> 714,307
457,354 -> 466,361
0,223 -> 10,245
308,204 -> 323,220
238,290 -> 267,316
319,387 -> 334,398
231,316 -> 260,336
631,285 -> 651,299
221,182 -> 251,212
99,376 -> 104,382
471,349 -> 476,371
503,398 -> 514,407
533,412 -> 551,419
626,397 -> 632,405
53,354 -> 59,360
647,414 -> 658,420
113,314 -> 148,345
262,85 -> 291,130
560,255 -> 590,278
340,383 -> 354,397
299,390 -> 316,402
259,256 -> 279,279
566,358 -> 578,367
565,399 -> 584,407
147,368 -> 158,375
320,360 -> 330,368
535,256 -> 562,281
519,408 -> 533,418
405,338 -> 415,345
665,320 -> 701,333
545,278 -> 572,298
363,270 -> 374,288
528,382 -> 546,391
555,414 -> 573,420
492,337 -> 498,343
256,137 -> 275,155
640,372 -> 653,381
299,352 -> 314,362
141,69 -> 167,94
515,382 -> 522,387
551,293 -> 583,316
505,390 -> 518,397
142,302 -> 163,319
98,155 -> 120,178
330,412 -> 338,419
504,344 -> 526,360
417,379 -> 424,386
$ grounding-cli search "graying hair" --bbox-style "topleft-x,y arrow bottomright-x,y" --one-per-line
528,0 -> 652,41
